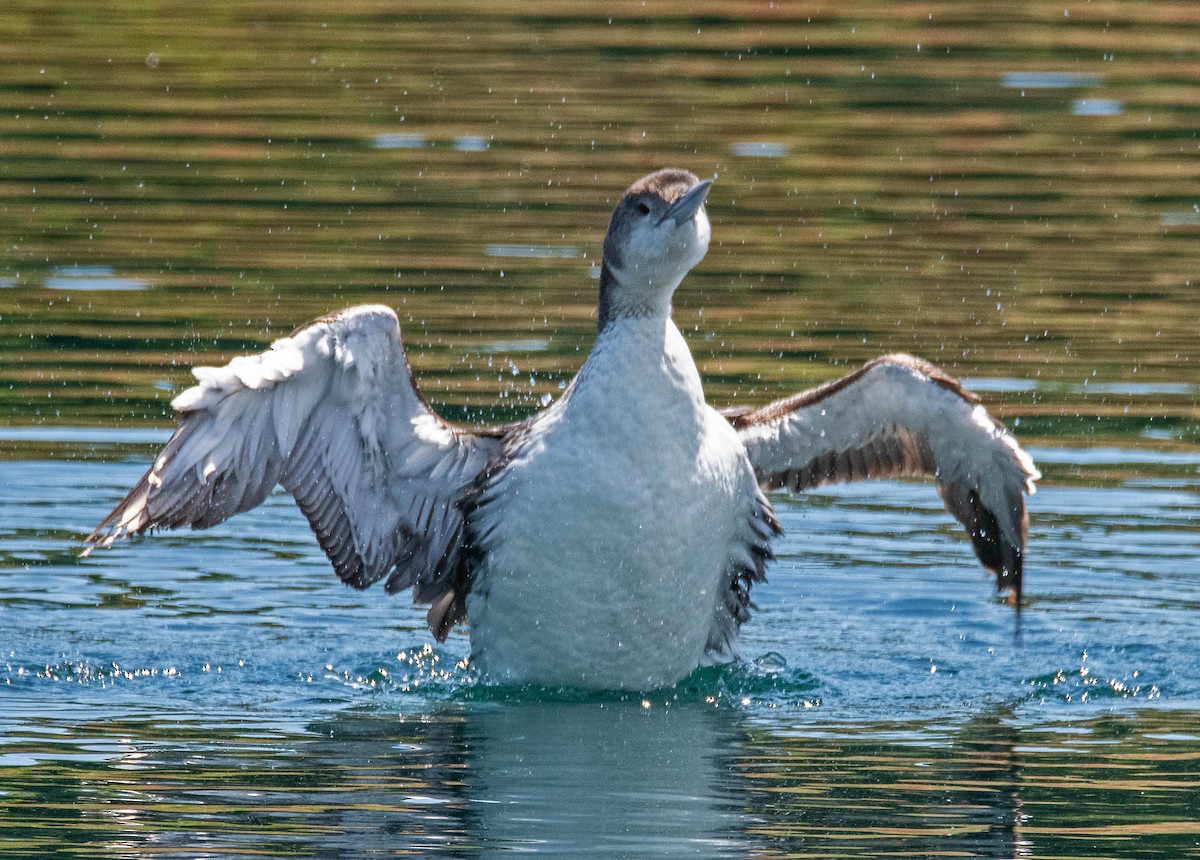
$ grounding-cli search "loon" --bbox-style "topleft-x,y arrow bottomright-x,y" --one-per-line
87,169 -> 1039,691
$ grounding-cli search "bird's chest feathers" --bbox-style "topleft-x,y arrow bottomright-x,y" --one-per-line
551,321 -> 721,493
486,320 -> 744,561
466,319 -> 752,688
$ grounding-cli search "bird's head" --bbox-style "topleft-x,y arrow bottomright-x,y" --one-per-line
598,169 -> 712,329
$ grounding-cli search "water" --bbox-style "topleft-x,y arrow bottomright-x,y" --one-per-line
2,2 -> 1199,857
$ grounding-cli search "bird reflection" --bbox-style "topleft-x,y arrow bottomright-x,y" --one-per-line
304,698 -> 755,857
69,702 -> 1034,858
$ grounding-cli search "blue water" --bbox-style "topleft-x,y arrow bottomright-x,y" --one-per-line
2,428 -> 1199,857
5,438 -> 1195,719
2,431 -> 1200,854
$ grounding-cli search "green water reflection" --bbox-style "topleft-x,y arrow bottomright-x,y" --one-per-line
1,0 -> 1197,445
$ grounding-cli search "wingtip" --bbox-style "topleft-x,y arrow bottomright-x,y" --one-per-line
995,512 -> 1026,613
80,519 -> 136,558
81,514 -> 120,558
938,478 -> 1029,612
998,558 -> 1023,613
82,472 -> 156,557
989,509 -> 1024,613
80,531 -> 109,558
1007,585 -> 1023,615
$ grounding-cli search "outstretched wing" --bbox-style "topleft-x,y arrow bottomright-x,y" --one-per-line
724,354 -> 1039,602
86,304 -> 501,606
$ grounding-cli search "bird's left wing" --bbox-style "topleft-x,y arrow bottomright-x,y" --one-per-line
723,354 -> 1039,602
86,305 -> 501,605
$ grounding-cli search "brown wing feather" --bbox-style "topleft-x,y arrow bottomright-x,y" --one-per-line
726,354 -> 1039,604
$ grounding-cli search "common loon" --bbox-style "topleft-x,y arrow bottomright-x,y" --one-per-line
88,169 -> 1039,691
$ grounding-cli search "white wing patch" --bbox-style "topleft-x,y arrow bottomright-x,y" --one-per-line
87,305 -> 500,606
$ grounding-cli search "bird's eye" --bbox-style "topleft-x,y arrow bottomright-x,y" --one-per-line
636,202 -> 651,216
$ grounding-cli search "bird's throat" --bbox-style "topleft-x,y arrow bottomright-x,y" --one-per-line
597,262 -> 677,334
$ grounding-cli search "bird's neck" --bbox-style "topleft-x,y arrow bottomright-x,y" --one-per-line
597,261 -> 679,334
580,272 -> 704,416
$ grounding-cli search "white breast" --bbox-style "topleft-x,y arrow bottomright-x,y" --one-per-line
466,318 -> 757,690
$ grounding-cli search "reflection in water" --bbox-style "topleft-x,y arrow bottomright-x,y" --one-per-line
999,71 -> 1106,89
484,244 -> 580,259
729,142 -> 790,158
1071,98 -> 1123,117
460,701 -> 746,856
2,1 -> 1198,442
372,132 -> 429,149
744,711 -> 1028,859
11,702 -> 754,858
4,702 -> 1200,857
41,265 -> 149,292
454,136 -> 490,152
1160,210 -> 1200,228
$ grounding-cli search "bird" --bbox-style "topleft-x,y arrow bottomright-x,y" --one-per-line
87,168 -> 1039,691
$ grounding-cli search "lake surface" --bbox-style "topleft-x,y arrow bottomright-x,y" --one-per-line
2,2 -> 1199,857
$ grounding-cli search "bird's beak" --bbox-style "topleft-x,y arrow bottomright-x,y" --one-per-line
662,178 -> 713,226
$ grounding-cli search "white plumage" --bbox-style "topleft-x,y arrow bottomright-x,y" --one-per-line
88,169 -> 1039,691
464,315 -> 767,689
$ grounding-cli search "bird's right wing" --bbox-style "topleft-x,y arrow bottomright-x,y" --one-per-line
86,305 -> 501,606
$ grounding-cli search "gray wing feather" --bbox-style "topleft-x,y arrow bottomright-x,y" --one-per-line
704,484 -> 781,662
725,353 -> 1039,602
86,305 -> 500,613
